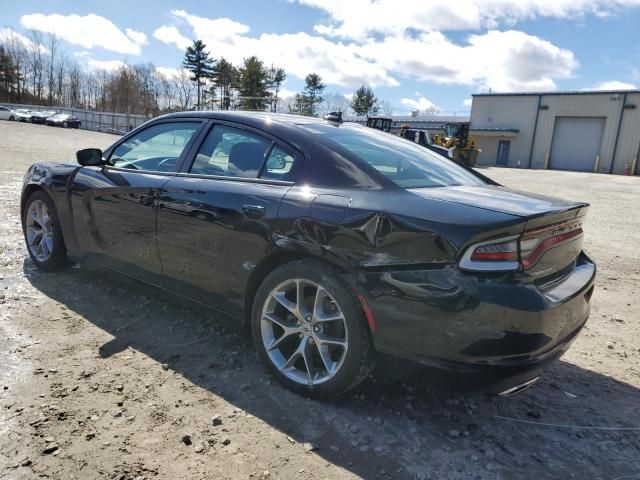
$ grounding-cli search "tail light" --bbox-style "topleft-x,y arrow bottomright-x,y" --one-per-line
459,220 -> 583,272
459,235 -> 521,271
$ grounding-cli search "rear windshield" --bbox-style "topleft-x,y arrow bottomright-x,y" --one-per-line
300,123 -> 485,188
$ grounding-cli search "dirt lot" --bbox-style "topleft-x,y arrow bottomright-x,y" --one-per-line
0,121 -> 639,480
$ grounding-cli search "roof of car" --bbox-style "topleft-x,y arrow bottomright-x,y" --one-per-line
157,110 -> 345,128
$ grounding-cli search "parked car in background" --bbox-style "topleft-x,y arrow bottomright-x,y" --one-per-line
14,109 -> 34,122
0,106 -> 16,121
46,113 -> 81,128
30,110 -> 59,125
20,112 -> 596,398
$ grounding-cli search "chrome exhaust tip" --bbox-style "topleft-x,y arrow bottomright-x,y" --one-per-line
498,376 -> 540,396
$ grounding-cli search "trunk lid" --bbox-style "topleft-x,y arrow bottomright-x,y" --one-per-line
410,185 -> 589,277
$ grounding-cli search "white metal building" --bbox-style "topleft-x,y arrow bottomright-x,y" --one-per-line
470,90 -> 640,175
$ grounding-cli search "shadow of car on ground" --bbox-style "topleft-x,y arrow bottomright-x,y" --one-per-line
26,261 -> 640,480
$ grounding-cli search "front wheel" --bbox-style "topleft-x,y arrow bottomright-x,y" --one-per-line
22,191 -> 67,271
251,260 -> 375,398
9,115 -> 15,121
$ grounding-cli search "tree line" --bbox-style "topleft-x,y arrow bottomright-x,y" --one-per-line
0,32 -> 390,117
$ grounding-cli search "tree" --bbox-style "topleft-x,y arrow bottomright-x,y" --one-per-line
350,84 -> 379,116
182,40 -> 215,110
238,56 -> 269,111
213,57 -> 238,110
266,66 -> 286,113
321,91 -> 352,116
0,45 -> 20,102
302,73 -> 325,116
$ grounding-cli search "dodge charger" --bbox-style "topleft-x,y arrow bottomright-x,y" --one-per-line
21,112 -> 596,398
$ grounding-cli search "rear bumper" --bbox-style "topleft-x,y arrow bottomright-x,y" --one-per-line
358,252 -> 595,372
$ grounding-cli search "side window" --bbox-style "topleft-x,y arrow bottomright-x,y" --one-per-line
110,122 -> 200,172
190,125 -> 270,178
261,145 -> 295,180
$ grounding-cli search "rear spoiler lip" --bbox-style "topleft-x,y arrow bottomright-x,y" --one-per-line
522,203 -> 589,231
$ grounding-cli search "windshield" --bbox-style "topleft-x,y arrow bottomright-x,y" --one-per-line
300,123 -> 485,188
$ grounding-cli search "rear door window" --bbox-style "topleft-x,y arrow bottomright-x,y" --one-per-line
190,125 -> 296,180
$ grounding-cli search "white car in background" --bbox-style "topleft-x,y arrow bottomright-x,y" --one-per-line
14,109 -> 34,122
0,106 -> 16,121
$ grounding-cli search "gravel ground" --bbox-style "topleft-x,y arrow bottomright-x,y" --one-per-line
0,121 -> 639,480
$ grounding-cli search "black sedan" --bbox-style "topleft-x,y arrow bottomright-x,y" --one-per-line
46,113 -> 81,128
20,112 -> 595,398
30,110 -> 59,124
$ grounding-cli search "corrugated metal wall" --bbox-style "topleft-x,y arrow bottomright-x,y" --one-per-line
531,94 -> 621,173
470,91 -> 640,174
470,96 -> 538,167
612,92 -> 640,174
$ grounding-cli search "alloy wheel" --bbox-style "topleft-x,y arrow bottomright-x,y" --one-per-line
260,278 -> 349,386
25,199 -> 54,262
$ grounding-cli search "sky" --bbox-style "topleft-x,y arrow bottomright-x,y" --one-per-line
1,0 -> 640,115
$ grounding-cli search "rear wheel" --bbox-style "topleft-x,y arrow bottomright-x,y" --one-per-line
62,121 -> 68,128
22,191 -> 67,271
251,260 -> 375,398
9,115 -> 15,121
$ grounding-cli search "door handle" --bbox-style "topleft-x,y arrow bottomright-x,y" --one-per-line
139,193 -> 155,207
242,204 -> 266,219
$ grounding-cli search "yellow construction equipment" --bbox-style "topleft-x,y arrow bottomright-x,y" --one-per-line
430,123 -> 481,167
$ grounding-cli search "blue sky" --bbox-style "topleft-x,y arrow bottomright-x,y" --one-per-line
2,0 -> 640,114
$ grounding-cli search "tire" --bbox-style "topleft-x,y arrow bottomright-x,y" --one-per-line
22,190 -> 67,271
62,121 -> 68,128
251,260 -> 375,398
9,115 -> 15,121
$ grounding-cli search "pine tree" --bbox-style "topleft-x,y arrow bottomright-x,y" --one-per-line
213,57 -> 238,110
350,85 -> 379,116
266,66 -> 286,112
238,56 -> 269,111
182,40 -> 215,110
302,73 -> 325,116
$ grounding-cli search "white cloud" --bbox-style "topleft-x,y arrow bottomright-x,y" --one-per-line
163,10 -> 398,87
400,96 -> 442,113
125,28 -> 148,47
0,27 -> 48,53
584,80 -> 637,90
172,10 -> 250,39
277,87 -> 297,99
153,25 -> 191,50
357,30 -> 578,91
155,66 -> 191,80
157,10 -> 578,92
463,98 -> 473,107
20,13 -> 147,55
296,0 -> 640,39
87,58 -> 126,72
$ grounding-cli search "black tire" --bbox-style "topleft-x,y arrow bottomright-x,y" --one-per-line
9,115 -> 15,121
62,121 -> 68,128
251,260 -> 375,398
21,190 -> 68,271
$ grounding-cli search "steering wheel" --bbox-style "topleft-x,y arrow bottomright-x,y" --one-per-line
157,157 -> 177,171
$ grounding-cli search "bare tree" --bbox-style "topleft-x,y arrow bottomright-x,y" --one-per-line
176,68 -> 194,110
321,91 -> 352,116
26,30 -> 45,102
45,33 -> 58,105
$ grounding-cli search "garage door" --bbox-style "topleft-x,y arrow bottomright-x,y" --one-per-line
549,117 -> 605,172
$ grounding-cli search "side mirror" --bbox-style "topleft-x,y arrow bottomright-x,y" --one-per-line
266,156 -> 287,170
76,148 -> 104,166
